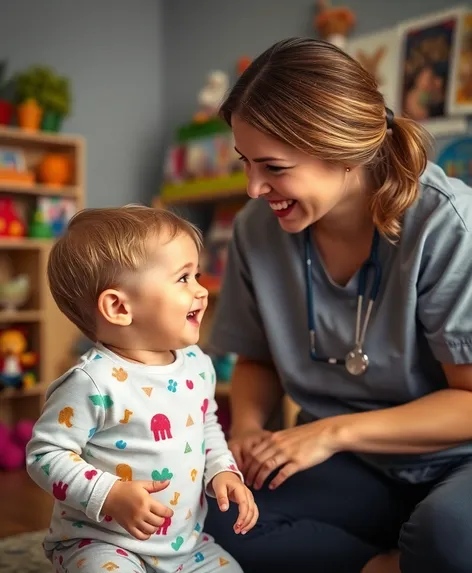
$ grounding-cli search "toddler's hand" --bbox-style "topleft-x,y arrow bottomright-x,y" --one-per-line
211,471 -> 258,535
102,479 -> 173,540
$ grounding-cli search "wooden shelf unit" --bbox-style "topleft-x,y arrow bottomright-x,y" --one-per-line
158,183 -> 300,427
0,127 -> 85,425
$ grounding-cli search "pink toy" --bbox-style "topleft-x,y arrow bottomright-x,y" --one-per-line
0,418 -> 34,471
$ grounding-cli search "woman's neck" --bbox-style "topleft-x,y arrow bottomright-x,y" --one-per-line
315,169 -> 375,241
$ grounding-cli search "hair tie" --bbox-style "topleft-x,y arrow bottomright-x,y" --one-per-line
386,107 -> 394,130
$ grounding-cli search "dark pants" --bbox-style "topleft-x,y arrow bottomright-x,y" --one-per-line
205,451 -> 472,573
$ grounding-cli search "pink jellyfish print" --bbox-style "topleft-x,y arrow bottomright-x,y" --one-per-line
201,399 -> 209,423
150,413 -> 173,441
156,516 -> 172,535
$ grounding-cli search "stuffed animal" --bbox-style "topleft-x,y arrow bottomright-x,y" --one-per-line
0,419 -> 34,470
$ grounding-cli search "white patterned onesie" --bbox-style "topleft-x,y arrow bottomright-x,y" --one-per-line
26,344 -> 243,573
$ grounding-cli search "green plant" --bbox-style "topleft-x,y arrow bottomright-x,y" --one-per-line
42,75 -> 71,117
14,65 -> 71,116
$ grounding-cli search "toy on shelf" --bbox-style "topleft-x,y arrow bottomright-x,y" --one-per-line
237,57 -> 252,76
0,197 -> 26,237
314,0 -> 355,50
34,196 -> 76,238
0,419 -> 34,470
212,353 -> 237,382
0,274 -> 30,311
193,70 -> 229,123
0,253 -> 31,310
201,199 -> 246,284
0,327 -> 38,391
37,152 -> 72,187
0,147 -> 35,186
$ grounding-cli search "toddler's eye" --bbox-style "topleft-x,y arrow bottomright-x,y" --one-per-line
179,274 -> 189,283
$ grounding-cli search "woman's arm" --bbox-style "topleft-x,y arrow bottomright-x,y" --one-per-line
230,356 -> 284,436
337,363 -> 472,454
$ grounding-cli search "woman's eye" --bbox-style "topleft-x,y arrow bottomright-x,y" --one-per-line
237,155 -> 248,163
266,165 -> 285,174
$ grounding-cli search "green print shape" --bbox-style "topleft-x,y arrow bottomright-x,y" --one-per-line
80,501 -> 88,508
86,449 -> 95,458
201,440 -> 205,455
152,468 -> 174,481
88,394 -> 113,409
34,453 -> 45,463
199,372 -> 206,380
41,463 -> 50,476
171,536 -> 184,551
72,521 -> 85,528
184,442 -> 192,454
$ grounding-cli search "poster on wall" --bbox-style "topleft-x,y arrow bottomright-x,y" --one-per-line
347,27 -> 402,112
436,137 -> 472,186
398,7 -> 464,123
448,12 -> 472,114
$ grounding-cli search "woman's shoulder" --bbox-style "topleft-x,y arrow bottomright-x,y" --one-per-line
402,161 -> 472,244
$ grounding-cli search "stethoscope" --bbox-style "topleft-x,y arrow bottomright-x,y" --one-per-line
304,227 -> 382,376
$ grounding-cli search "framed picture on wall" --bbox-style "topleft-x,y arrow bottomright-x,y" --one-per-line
347,27 -> 402,112
448,11 -> 472,114
397,7 -> 465,123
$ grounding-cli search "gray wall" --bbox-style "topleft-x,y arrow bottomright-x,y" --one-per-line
162,0 -> 466,146
0,0 -> 164,207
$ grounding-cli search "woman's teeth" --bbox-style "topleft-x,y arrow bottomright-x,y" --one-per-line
269,199 -> 295,211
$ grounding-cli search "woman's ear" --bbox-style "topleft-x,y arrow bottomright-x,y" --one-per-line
97,288 -> 132,326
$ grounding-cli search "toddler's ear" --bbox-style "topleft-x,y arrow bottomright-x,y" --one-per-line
97,288 -> 132,326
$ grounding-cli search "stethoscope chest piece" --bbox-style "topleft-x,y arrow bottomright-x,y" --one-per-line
345,347 -> 369,376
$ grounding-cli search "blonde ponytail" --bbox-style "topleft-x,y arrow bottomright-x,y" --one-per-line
370,116 -> 432,239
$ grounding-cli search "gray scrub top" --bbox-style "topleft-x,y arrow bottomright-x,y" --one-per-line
209,161 -> 472,483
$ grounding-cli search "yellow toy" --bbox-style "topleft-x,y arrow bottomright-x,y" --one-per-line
0,328 -> 37,391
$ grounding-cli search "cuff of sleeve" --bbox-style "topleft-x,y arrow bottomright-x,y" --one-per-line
427,336 -> 472,364
204,459 -> 244,498
84,472 -> 120,522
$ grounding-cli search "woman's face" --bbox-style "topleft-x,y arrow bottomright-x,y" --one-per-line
232,115 -> 352,234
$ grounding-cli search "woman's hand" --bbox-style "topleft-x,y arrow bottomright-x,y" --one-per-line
228,428 -> 273,472
244,419 -> 344,490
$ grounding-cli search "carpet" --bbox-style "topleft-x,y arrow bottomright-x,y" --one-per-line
0,530 -> 50,573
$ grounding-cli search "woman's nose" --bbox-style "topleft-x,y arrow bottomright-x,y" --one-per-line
246,173 -> 271,199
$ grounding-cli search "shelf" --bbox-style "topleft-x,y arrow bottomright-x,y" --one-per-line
0,380 -> 49,400
159,172 -> 247,205
0,126 -> 84,148
0,237 -> 52,249
0,310 -> 43,323
0,181 -> 79,198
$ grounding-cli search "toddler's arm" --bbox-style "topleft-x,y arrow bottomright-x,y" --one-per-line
201,355 -> 244,492
26,368 -> 120,521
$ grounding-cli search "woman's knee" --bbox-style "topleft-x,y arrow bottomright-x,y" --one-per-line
400,489 -> 472,572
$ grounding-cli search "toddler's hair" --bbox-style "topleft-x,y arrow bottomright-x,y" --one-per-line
47,204 -> 202,341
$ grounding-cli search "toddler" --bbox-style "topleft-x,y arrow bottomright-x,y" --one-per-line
26,206 -> 257,573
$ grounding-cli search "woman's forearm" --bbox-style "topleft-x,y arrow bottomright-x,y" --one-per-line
337,388 -> 472,454
229,356 -> 284,436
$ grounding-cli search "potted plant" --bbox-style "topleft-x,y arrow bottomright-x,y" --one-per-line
0,62 -> 15,127
41,73 -> 71,132
14,65 -> 51,131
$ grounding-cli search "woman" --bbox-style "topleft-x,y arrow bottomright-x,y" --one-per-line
204,37 -> 472,573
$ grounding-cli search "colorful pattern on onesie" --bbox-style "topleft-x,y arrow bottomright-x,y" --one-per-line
26,344 -> 242,572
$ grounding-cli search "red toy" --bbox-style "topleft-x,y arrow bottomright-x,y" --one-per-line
0,418 -> 34,470
0,198 -> 26,237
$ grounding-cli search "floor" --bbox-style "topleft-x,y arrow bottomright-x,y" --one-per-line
0,469 -> 52,538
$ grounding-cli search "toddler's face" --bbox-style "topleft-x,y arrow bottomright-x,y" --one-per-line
126,231 -> 208,351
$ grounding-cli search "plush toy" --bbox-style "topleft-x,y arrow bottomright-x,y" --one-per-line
0,328 -> 37,391
0,419 -> 34,470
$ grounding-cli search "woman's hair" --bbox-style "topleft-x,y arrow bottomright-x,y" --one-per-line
220,37 -> 431,238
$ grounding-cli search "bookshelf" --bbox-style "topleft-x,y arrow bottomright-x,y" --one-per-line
0,126 -> 85,425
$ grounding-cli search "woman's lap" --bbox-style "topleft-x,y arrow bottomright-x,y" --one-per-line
205,452 -> 418,573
